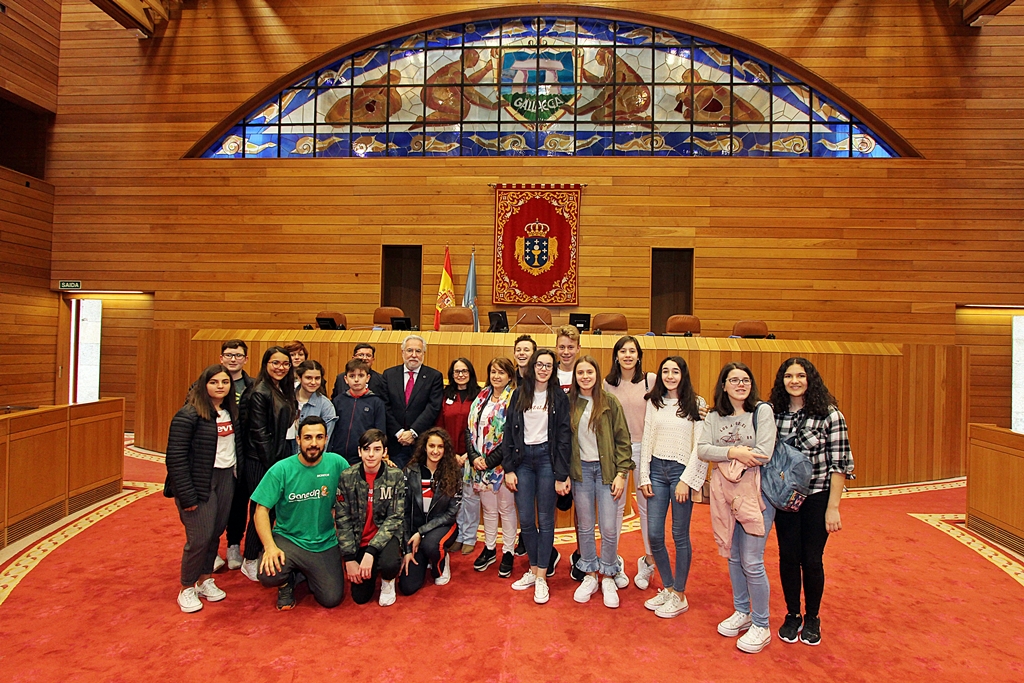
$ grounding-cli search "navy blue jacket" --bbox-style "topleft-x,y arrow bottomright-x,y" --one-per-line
329,390 -> 387,464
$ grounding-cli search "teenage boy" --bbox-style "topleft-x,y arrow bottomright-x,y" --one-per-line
251,416 -> 348,610
220,339 -> 253,570
555,325 -> 580,394
328,359 -> 387,464
220,339 -> 253,401
332,343 -> 386,399
335,429 -> 406,607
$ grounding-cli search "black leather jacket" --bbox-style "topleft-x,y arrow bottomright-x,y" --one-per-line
497,387 -> 572,482
238,380 -> 294,473
403,462 -> 462,548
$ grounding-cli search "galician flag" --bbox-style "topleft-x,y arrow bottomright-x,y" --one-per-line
462,250 -> 479,332
434,246 -> 456,331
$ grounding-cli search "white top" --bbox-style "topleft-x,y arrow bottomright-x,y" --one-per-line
557,369 -> 572,394
524,389 -> 549,445
638,399 -> 708,491
576,396 -> 599,462
214,409 -> 236,469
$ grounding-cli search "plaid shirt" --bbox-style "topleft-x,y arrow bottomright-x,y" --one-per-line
775,407 -> 855,494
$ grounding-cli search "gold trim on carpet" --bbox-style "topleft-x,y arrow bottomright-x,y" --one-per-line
845,479 -> 965,499
0,482 -> 164,607
124,446 -> 166,463
909,513 -> 1024,588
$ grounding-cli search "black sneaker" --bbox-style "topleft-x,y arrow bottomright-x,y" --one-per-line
276,582 -> 295,611
498,551 -> 515,578
800,615 -> 821,646
778,613 -> 802,643
546,548 -> 561,577
569,548 -> 585,582
514,535 -> 527,557
473,547 -> 497,571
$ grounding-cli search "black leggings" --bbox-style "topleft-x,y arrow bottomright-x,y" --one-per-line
398,523 -> 457,596
774,489 -> 831,618
350,537 -> 403,605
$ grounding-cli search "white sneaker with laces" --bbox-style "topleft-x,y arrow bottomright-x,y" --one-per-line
379,578 -> 397,607
718,610 -> 753,637
240,559 -> 259,582
177,586 -> 203,613
737,624 -> 772,653
613,555 -> 629,589
194,578 -> 226,602
635,556 -> 655,590
533,576 -> 550,604
655,592 -> 688,618
213,555 -> 226,572
601,577 -> 620,608
226,545 -> 243,570
511,571 -> 537,591
643,587 -> 672,611
573,575 -> 600,603
434,555 -> 451,586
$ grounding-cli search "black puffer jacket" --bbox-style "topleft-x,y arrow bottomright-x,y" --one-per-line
164,404 -> 242,508
496,387 -> 572,482
403,462 -> 462,547
238,380 -> 294,477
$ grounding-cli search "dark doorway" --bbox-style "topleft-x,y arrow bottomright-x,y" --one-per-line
382,245 -> 422,329
650,248 -> 694,335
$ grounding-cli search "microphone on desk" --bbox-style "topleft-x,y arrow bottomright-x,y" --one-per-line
508,313 -> 529,331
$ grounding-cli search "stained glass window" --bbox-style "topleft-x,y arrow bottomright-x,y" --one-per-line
201,17 -> 898,159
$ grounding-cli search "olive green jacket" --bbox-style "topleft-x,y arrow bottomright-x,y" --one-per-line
569,393 -> 634,485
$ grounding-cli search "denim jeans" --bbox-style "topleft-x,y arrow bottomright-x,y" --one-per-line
613,442 -> 650,557
456,479 -> 480,545
572,461 -> 620,576
514,443 -> 557,570
646,456 -> 694,592
729,491 -> 776,628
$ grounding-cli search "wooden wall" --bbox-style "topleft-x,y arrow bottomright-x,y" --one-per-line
967,423 -> 1024,555
956,306 -> 1024,428
0,0 -> 61,112
0,166 -> 58,406
43,1 -> 1024,433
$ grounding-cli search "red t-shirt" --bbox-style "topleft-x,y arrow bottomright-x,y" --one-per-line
360,469 -> 378,546
436,393 -> 472,454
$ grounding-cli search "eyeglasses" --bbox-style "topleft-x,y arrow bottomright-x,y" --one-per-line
726,377 -> 752,386
221,353 -> 246,360
268,360 -> 291,369
453,369 -> 470,375
534,362 -> 554,371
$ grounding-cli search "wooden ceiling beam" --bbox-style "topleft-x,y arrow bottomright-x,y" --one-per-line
961,0 -> 1018,26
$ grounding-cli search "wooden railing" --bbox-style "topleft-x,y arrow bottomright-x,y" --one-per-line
967,423 -> 1024,555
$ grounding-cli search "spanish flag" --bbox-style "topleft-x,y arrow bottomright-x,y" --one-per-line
434,246 -> 456,331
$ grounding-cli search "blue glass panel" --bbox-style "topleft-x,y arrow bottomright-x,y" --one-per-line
350,131 -> 390,157
204,127 -> 245,158
464,19 -> 502,45
242,129 -> 279,158
812,92 -> 850,123
349,46 -> 390,84
420,128 -> 462,156
538,17 -> 576,44
499,124 -> 535,155
279,89 -> 315,124
733,124 -> 771,156
616,22 -> 653,45
462,126 -> 499,156
576,17 -> 615,43
315,132 -> 350,157
731,50 -> 772,84
318,60 -> 351,87
653,29 -> 690,48
773,85 -> 811,122
772,125 -> 811,157
851,124 -> 895,158
392,33 -> 424,50
246,97 -> 279,125
281,126 -> 316,157
292,74 -> 317,89
387,130 -> 419,157
614,125 -> 654,155
692,43 -> 731,83
773,67 -> 797,83
573,128 -> 612,156
426,25 -> 462,49
691,127 -> 735,156
536,124 -> 575,156
655,125 -> 692,156
812,123 -> 851,157
503,18 -> 538,46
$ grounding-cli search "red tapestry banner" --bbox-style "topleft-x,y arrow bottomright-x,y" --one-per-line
493,183 -> 581,306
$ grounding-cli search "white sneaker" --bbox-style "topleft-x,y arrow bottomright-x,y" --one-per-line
240,559 -> 259,582
644,587 -> 672,611
434,555 -> 451,586
737,624 -> 772,653
718,610 -> 753,637
213,555 -> 226,572
601,577 -> 620,608
655,592 -> 688,618
226,545 -> 243,570
511,570 -> 537,590
194,578 -> 226,602
533,576 -> 550,604
613,556 -> 629,589
379,579 -> 397,607
635,556 -> 655,590
573,575 -> 600,603
177,586 -> 202,613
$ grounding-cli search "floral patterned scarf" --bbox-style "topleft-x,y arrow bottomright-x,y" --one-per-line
465,384 -> 514,491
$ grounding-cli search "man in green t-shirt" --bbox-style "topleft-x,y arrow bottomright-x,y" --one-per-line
252,415 -> 348,610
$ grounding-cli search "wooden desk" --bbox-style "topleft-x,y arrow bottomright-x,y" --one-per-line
134,330 -> 966,489
967,424 -> 1024,555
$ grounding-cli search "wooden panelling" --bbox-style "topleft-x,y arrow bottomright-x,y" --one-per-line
68,397 -> 124,495
133,327 -> 192,452
956,307 -> 1024,429
154,330 -> 964,487
0,0 -> 61,112
967,423 -> 1024,542
6,406 -> 68,524
0,419 -> 8,546
26,1 -> 1024,442
1,166 -> 57,407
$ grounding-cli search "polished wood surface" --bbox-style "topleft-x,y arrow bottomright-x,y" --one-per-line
0,0 -> 60,112
967,423 -> 1024,542
956,307 -> 1024,429
68,399 -> 125,496
0,420 -> 8,545
134,328 -> 192,452
130,329 -> 967,487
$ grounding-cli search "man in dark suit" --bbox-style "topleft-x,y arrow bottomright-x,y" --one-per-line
332,343 -> 386,399
380,334 -> 443,468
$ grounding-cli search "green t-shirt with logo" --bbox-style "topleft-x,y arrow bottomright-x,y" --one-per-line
251,451 -> 348,553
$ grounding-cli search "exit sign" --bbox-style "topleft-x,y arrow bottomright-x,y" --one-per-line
59,280 -> 82,290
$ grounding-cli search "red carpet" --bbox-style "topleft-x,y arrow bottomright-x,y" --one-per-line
1,457 -> 1022,683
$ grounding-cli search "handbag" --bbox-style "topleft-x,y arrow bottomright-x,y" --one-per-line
753,403 -> 813,512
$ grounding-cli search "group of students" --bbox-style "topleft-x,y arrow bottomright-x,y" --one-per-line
165,326 -> 853,653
